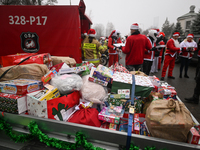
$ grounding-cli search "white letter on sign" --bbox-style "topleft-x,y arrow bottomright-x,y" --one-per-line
30,16 -> 35,25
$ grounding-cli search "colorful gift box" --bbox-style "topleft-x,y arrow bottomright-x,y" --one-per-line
88,67 -> 108,86
92,71 -> 112,83
188,127 -> 200,145
0,79 -> 43,95
96,64 -> 114,78
133,113 -> 146,135
111,72 -> 153,97
30,84 -> 60,101
0,93 -> 27,114
98,106 -> 124,124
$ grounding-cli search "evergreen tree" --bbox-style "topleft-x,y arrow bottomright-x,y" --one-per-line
190,10 -> 200,34
172,22 -> 183,35
161,18 -> 174,39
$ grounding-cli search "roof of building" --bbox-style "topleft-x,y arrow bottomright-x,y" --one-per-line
177,5 -> 197,20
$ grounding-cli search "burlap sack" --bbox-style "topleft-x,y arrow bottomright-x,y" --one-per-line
0,63 -> 49,81
51,56 -> 76,67
143,92 -> 163,114
146,99 -> 194,142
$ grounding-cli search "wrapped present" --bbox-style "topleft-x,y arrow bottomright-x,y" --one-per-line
98,106 -> 124,124
13,53 -> 53,69
119,118 -> 128,132
111,72 -> 153,97
188,126 -> 200,145
0,93 -> 27,114
49,62 -> 65,72
111,62 -> 129,73
149,76 -> 161,92
68,102 -> 101,127
0,79 -> 43,95
27,91 -> 80,120
158,87 -> 177,100
92,71 -> 112,83
1,53 -> 37,67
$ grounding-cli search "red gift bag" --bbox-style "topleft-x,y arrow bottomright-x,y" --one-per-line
47,91 -> 80,121
68,102 -> 102,127
1,53 -> 37,67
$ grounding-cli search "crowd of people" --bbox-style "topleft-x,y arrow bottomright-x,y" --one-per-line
81,24 -> 200,104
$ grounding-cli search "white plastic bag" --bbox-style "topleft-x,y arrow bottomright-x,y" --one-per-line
80,75 -> 108,104
50,74 -> 83,94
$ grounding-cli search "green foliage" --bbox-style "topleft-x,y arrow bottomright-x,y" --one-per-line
161,18 -> 174,39
172,22 -> 183,35
190,10 -> 200,34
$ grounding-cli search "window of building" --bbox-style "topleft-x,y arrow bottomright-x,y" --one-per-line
186,21 -> 191,29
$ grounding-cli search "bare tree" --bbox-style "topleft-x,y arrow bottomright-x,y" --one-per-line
0,0 -> 57,5
106,22 -> 115,37
93,23 -> 105,40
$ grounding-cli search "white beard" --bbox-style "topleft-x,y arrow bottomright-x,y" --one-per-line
172,38 -> 180,48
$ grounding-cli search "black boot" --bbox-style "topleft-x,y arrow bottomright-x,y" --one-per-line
185,95 -> 199,104
184,74 -> 189,78
179,74 -> 182,78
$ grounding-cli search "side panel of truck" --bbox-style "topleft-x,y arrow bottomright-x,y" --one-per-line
0,5 -> 82,63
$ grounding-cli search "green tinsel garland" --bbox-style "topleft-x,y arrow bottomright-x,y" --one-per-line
0,118 -> 167,150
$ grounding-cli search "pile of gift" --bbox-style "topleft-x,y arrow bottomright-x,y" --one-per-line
0,53 -> 199,145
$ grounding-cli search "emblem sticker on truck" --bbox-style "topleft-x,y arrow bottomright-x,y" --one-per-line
20,32 -> 39,53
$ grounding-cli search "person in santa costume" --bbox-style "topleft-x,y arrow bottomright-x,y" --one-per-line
143,29 -> 157,75
157,32 -> 166,70
123,23 -> 152,71
107,30 -> 122,67
179,34 -> 197,78
195,38 -> 200,80
160,32 -> 181,80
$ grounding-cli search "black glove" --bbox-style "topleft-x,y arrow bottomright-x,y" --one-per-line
150,47 -> 157,51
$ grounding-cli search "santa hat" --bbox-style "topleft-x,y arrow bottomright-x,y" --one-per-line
187,34 -> 194,38
87,29 -> 96,37
130,23 -> 139,30
83,30 -> 87,36
109,30 -> 120,38
159,32 -> 165,37
172,32 -> 180,37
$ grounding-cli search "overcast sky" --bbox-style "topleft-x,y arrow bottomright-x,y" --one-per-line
56,0 -> 200,37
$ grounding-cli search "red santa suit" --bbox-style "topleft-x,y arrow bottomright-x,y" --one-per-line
161,37 -> 181,78
108,30 -> 122,67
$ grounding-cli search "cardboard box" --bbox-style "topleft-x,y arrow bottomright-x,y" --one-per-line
30,84 -> 60,101
0,79 -> 43,95
0,93 -> 27,114
98,106 -> 124,124
188,127 -> 200,145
